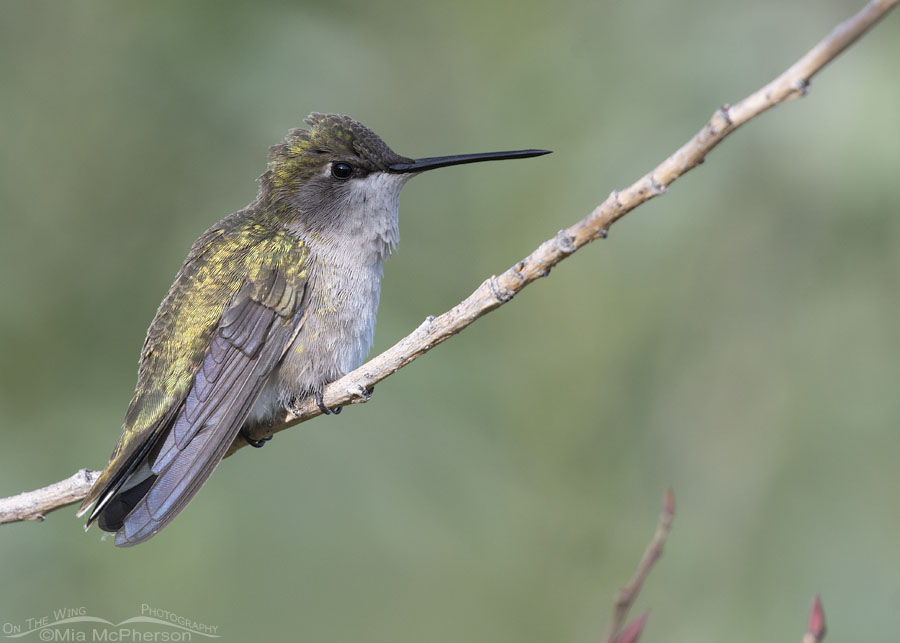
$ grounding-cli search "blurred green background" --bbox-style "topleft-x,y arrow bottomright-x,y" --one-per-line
1,0 -> 899,641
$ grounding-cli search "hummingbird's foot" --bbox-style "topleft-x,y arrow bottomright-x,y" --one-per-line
241,427 -> 273,448
315,391 -> 342,415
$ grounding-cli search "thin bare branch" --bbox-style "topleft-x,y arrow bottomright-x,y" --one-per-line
235,0 -> 899,454
605,490 -> 675,643
0,0 -> 896,521
0,470 -> 99,524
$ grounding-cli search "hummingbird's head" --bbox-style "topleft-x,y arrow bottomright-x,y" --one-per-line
265,113 -> 412,190
261,113 -> 413,231
260,113 -> 550,237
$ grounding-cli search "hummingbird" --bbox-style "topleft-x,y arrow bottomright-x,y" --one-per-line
77,113 -> 549,546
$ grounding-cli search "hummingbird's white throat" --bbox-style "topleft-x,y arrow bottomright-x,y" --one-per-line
341,170 -> 411,262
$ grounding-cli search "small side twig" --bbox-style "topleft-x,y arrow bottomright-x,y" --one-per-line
803,595 -> 827,643
605,489 -> 676,643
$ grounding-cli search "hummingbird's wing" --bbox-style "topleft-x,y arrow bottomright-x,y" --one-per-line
114,272 -> 302,546
78,223 -> 309,546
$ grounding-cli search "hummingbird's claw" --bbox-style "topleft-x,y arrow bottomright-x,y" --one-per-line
241,427 -> 273,448
315,391 -> 342,415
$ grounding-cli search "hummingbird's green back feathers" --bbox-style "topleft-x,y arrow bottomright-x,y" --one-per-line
78,214 -> 309,545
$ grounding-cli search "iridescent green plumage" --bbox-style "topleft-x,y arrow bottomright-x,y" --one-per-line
124,218 -> 307,452
79,212 -> 309,540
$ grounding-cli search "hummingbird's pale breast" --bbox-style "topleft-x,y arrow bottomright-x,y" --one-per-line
249,170 -> 410,422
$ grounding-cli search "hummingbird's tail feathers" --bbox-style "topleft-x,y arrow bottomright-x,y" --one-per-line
114,405 -> 246,546
108,276 -> 302,546
96,475 -> 157,532
77,411 -> 176,524
116,341 -> 280,545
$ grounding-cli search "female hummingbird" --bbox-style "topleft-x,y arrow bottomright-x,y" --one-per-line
77,113 -> 549,546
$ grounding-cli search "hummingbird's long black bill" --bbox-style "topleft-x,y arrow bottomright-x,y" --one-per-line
388,149 -> 551,173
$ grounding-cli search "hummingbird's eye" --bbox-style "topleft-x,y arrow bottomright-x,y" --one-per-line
331,162 -> 353,180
